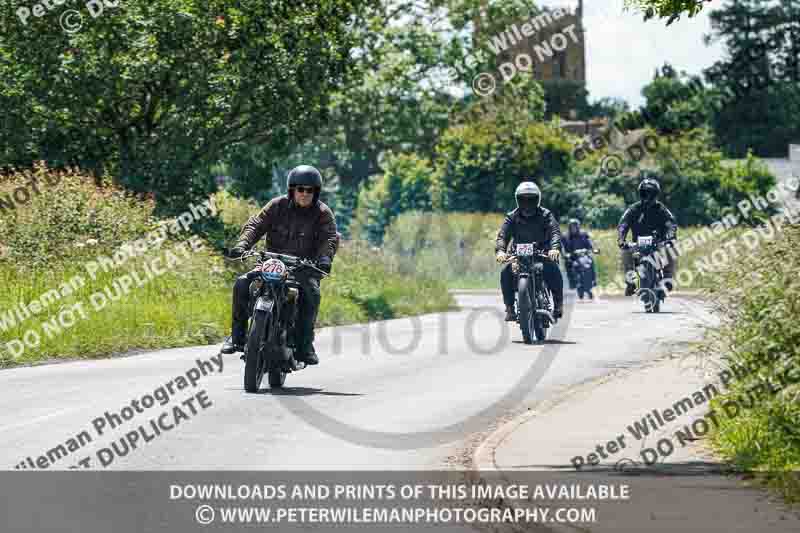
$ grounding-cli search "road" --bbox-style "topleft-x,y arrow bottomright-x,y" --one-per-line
0,291 -> 715,471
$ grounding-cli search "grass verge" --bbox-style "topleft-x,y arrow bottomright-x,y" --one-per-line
700,224 -> 800,501
0,171 -> 454,367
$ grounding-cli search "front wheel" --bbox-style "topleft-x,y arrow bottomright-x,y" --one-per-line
244,310 -> 270,393
268,368 -> 287,388
533,286 -> 551,342
517,277 -> 534,344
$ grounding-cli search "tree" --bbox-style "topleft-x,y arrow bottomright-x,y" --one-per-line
584,97 -> 631,120
703,0 -> 800,156
0,0 -> 373,210
432,82 -> 573,213
625,0 -> 714,24
637,64 -> 712,133
265,0 -> 548,233
353,153 -> 435,243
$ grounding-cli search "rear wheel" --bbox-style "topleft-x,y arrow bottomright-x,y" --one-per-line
244,310 -> 270,393
517,277 -> 534,344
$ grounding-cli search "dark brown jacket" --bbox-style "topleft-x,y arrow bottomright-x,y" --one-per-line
235,196 -> 338,260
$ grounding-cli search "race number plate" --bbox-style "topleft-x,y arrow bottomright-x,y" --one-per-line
261,258 -> 287,281
637,236 -> 654,247
516,243 -> 535,256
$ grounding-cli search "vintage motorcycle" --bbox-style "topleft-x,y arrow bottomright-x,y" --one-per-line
568,248 -> 599,300
507,243 -> 556,344
627,233 -> 669,313
236,250 -> 328,392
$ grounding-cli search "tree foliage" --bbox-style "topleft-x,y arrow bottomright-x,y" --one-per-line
625,0 -> 713,24
703,0 -> 800,156
0,0 -> 372,211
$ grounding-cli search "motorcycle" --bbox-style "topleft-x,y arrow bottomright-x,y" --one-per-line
236,250 -> 328,392
568,248 -> 598,300
626,233 -> 669,313
507,243 -> 556,344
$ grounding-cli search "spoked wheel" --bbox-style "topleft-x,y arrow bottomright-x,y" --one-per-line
641,290 -> 658,313
244,311 -> 270,393
517,277 -> 534,344
533,288 -> 551,343
267,345 -> 289,389
638,263 -> 658,313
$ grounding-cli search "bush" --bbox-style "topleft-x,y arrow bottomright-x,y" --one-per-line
580,193 -> 626,229
0,168 -> 455,367
703,224 -> 800,499
431,118 -> 573,213
0,163 -> 155,265
352,153 -> 436,244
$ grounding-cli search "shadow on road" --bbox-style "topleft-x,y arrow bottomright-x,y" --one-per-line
511,340 -> 578,345
510,460 -> 734,477
259,387 -> 365,397
630,311 -> 687,315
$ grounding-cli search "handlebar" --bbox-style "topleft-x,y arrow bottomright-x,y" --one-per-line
226,249 -> 329,277
621,239 -> 674,250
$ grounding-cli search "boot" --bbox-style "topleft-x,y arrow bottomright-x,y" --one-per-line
296,344 -> 319,365
221,320 -> 247,354
553,298 -> 563,319
625,283 -> 636,296
504,305 -> 517,322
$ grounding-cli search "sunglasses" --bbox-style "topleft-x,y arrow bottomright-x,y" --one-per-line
294,186 -> 315,194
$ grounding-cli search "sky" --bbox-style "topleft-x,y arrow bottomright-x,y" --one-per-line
547,0 -> 727,108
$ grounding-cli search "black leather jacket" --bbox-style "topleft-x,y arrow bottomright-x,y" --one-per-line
495,206 -> 562,254
617,201 -> 677,246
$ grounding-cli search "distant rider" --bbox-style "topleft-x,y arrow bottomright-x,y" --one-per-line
617,178 -> 678,296
221,165 -> 339,366
495,182 -> 564,322
561,218 -> 596,299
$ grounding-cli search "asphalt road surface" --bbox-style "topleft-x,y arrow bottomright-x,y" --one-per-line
0,291 -> 715,472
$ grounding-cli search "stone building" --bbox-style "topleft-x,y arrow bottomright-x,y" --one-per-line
478,0 -> 586,83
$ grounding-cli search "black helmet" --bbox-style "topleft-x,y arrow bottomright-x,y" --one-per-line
515,181 -> 541,217
287,165 -> 322,204
568,218 -> 580,234
638,178 -> 660,206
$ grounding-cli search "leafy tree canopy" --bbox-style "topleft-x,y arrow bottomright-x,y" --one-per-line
0,0 -> 373,211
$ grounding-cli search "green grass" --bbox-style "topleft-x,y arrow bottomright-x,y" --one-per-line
381,211 -> 745,292
0,174 -> 454,367
700,224 -> 800,501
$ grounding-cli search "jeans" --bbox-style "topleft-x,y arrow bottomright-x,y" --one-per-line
500,261 -> 564,308
231,269 -> 321,354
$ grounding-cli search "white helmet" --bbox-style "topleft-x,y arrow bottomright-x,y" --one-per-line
515,181 -> 541,216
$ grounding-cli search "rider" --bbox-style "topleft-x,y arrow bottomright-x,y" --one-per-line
495,181 -> 564,322
221,165 -> 339,366
617,178 -> 678,296
561,218 -> 596,298
561,218 -> 596,286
